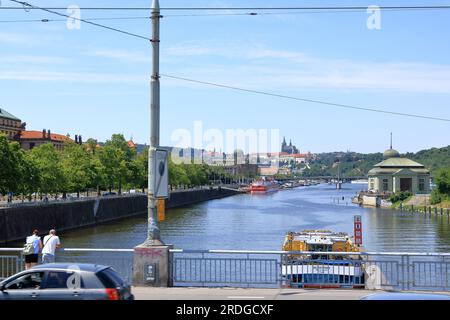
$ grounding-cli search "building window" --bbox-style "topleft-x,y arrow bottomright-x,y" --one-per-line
382,179 -> 389,191
370,180 -> 375,190
419,179 -> 425,192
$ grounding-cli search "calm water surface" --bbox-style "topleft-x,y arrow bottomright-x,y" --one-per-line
60,184 -> 450,253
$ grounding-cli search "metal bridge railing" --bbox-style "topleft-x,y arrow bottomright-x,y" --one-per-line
0,248 -> 134,284
169,250 -> 450,291
1,248 -> 449,292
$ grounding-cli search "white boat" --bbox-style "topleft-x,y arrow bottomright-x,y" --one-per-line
351,179 -> 368,184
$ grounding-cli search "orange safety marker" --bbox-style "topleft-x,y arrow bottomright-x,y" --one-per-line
157,198 -> 166,222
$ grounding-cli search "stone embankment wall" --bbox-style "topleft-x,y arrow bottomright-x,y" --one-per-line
0,188 -> 241,244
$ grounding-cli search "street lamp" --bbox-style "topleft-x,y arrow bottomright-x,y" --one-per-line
147,0 -> 163,245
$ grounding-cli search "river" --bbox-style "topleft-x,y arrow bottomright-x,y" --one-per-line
59,183 -> 450,253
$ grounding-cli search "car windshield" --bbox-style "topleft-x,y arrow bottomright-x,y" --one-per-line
5,272 -> 45,290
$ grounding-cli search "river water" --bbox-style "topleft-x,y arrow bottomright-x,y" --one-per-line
60,184 -> 450,253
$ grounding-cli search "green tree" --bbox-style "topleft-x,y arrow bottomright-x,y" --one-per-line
17,150 -> 40,201
168,157 -> 190,188
85,138 -> 98,155
61,142 -> 94,197
431,168 -> 450,204
0,135 -> 22,195
98,134 -> 135,194
29,143 -> 66,197
435,168 -> 450,195
130,146 -> 148,192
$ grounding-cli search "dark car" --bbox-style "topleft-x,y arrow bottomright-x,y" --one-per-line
361,292 -> 450,301
0,263 -> 134,300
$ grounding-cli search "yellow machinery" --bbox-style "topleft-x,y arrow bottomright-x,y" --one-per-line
283,230 -> 360,257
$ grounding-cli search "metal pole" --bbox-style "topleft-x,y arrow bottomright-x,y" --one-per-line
147,0 -> 163,244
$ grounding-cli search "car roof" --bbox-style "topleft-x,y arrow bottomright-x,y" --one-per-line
31,263 -> 110,273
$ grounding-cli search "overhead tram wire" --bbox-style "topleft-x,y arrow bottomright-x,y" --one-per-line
1,8 -> 448,22
1,5 -> 450,11
8,1 -> 150,41
162,7 -> 450,17
0,17 -> 150,23
161,74 -> 450,123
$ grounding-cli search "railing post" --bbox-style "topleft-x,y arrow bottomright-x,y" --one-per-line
406,255 -> 411,291
168,250 -> 173,287
443,255 -> 447,292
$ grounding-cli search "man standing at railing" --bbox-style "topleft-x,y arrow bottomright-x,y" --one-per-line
41,230 -> 62,264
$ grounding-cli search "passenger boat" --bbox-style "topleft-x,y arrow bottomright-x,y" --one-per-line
250,180 -> 279,194
281,230 -> 365,288
351,179 -> 369,184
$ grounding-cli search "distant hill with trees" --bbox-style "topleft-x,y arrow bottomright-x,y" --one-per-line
302,145 -> 450,177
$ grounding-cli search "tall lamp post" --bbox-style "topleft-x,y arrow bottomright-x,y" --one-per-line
147,0 -> 163,245
133,0 -> 171,287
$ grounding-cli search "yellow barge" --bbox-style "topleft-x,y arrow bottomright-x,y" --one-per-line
281,230 -> 365,288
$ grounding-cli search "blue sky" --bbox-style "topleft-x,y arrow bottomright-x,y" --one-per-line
1,0 -> 449,154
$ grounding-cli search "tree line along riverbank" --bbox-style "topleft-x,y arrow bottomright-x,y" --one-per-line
0,133 -> 249,203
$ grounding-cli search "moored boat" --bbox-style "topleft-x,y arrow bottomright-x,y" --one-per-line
281,230 -> 365,288
250,180 -> 279,194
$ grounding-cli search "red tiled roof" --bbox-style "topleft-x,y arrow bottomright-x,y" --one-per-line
20,130 -> 72,142
127,140 -> 136,149
282,153 -> 310,158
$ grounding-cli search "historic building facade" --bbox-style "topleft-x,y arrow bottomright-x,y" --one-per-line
19,130 -> 75,151
368,146 -> 431,194
0,107 -> 25,139
0,107 -> 83,151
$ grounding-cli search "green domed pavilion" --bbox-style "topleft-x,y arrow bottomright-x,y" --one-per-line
368,143 -> 431,194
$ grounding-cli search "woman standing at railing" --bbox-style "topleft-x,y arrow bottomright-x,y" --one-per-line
23,230 -> 43,270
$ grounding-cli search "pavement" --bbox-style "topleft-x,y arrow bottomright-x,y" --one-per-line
133,287 -> 385,300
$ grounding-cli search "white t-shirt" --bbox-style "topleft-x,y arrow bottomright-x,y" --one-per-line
42,235 -> 61,255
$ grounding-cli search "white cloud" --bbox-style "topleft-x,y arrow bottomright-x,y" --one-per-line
1,55 -> 68,64
162,43 -> 450,94
0,70 -> 147,84
84,49 -> 150,63
0,32 -> 33,45
0,32 -> 55,45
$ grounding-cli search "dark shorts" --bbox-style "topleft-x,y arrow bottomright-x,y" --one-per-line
25,254 -> 39,264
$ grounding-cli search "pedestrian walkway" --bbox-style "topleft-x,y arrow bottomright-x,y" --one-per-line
133,287 -> 385,300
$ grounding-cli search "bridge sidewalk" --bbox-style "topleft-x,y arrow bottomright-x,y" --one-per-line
133,287 -> 385,300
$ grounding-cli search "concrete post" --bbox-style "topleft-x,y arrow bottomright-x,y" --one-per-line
133,241 -> 173,287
